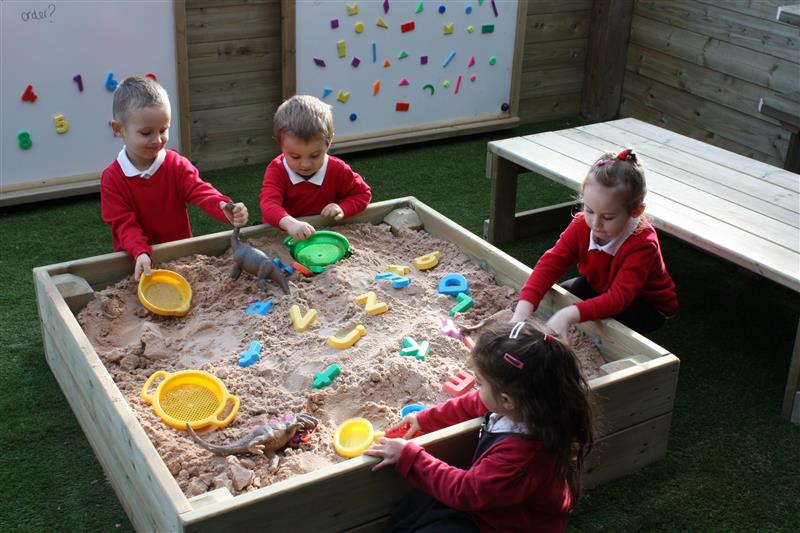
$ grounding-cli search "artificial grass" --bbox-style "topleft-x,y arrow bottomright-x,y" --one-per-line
1,117 -> 798,532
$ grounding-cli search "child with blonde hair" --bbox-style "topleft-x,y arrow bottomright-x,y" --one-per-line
511,148 -> 677,338
365,321 -> 594,532
260,95 -> 371,240
102,76 -> 248,280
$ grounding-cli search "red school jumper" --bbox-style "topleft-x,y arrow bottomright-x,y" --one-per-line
397,390 -> 572,532
259,154 -> 371,227
519,213 -> 678,321
101,150 -> 231,260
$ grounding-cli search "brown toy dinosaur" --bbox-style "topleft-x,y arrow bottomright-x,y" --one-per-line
229,226 -> 290,294
186,414 -> 318,456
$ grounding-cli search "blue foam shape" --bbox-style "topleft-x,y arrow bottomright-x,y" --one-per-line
273,257 -> 295,274
375,272 -> 411,289
442,50 -> 456,68
401,404 -> 427,417
372,41 -> 377,63
438,273 -> 469,296
246,300 -> 274,315
238,340 -> 263,367
322,87 -> 333,98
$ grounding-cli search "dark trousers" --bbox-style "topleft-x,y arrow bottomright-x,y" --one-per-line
560,276 -> 666,334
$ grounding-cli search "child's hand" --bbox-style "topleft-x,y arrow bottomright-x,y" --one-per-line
134,253 -> 152,281
284,218 -> 316,241
220,201 -> 248,228
321,203 -> 345,221
396,414 -> 421,439
363,437 -> 407,471
546,305 -> 580,342
510,300 -> 534,323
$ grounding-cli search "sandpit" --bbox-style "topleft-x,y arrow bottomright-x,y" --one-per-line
77,222 -> 606,498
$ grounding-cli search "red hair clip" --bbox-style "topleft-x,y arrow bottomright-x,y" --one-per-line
617,148 -> 630,161
504,352 -> 524,369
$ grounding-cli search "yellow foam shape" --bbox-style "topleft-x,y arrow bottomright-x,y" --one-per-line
413,251 -> 441,270
337,39 -> 346,58
354,291 -> 389,315
327,325 -> 366,349
376,17 -> 388,28
355,21 -> 364,33
289,304 -> 317,333
346,2 -> 358,15
386,265 -> 410,275
337,90 -> 350,103
444,22 -> 454,35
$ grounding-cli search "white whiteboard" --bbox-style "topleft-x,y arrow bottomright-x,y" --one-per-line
294,0 -> 521,141
0,0 -> 182,200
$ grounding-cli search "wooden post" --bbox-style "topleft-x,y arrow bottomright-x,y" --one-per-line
486,151 -> 521,245
782,318 -> 800,422
580,0 -> 635,121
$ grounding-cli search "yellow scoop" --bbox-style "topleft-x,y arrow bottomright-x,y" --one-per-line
138,269 -> 192,317
333,417 -> 384,458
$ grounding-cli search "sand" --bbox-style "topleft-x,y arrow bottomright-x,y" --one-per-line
77,222 -> 606,497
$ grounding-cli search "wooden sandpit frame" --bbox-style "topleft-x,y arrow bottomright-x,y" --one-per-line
34,197 -> 679,532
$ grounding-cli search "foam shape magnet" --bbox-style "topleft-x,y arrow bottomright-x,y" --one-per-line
17,130 -> 32,150
383,0 -> 390,13
420,55 -> 428,65
455,74 -> 462,94
105,72 -> 118,92
326,325 -> 367,349
395,101 -> 410,111
398,50 -> 409,59
354,291 -> 388,315
53,114 -> 70,134
468,56 -> 475,67
314,57 -> 327,67
313,363 -> 341,389
401,21 -> 415,33
346,2 -> 358,16
375,272 -> 411,289
399,78 -> 409,86
443,22 -> 454,35
465,5 -> 472,14
21,85 -> 37,102
322,87 -> 333,98
72,74 -> 84,92
349,112 -> 358,121
238,340 -> 263,368
442,50 -> 456,67
489,56 -> 497,65
413,251 -> 441,270
442,369 -> 476,396
331,18 -> 340,29
337,90 -> 350,103
438,4 -> 446,14
355,21 -> 364,33
491,0 -> 498,16
416,1 -> 424,13
400,336 -> 419,355
438,273 -> 469,296
384,58 -> 392,68
145,72 -> 158,81
337,40 -> 346,58
470,74 -> 477,82
246,300 -> 274,315
422,83 -> 435,95
289,304 -> 318,332
467,25 -> 474,33
373,80 -> 381,95
438,318 -> 463,340
400,404 -> 426,417
272,257 -> 295,275
478,0 -> 484,4
352,56 -> 361,67
372,41 -> 377,62
291,261 -> 314,277
443,80 -> 450,88
482,24 -> 495,33
376,17 -> 388,29
386,265 -> 410,275
449,292 -> 474,316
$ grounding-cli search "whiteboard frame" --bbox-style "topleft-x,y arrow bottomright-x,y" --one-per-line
0,0 -> 190,207
282,0 -> 527,154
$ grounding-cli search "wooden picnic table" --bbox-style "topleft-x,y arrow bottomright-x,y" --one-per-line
485,118 -> 800,422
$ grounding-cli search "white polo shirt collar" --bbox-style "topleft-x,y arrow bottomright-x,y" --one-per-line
588,217 -> 641,256
485,413 -> 530,434
117,147 -> 166,178
283,154 -> 328,186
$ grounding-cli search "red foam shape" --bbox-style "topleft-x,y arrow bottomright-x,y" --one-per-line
385,423 -> 423,439
291,261 -> 313,277
395,102 -> 410,112
21,85 -> 37,102
401,21 -> 415,33
442,369 -> 476,396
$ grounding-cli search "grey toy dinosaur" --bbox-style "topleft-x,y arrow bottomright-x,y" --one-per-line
229,225 -> 290,294
186,414 -> 318,456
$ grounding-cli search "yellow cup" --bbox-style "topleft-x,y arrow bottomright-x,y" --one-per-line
333,418 -> 385,458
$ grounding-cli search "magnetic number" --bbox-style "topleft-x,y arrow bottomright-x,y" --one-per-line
53,114 -> 70,134
105,72 -> 118,92
18,130 -> 33,150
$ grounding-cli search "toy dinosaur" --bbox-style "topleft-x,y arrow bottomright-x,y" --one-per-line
229,225 -> 290,294
186,413 -> 318,456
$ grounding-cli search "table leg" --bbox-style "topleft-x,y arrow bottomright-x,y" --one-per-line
782,317 -> 800,423
486,152 -> 520,245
